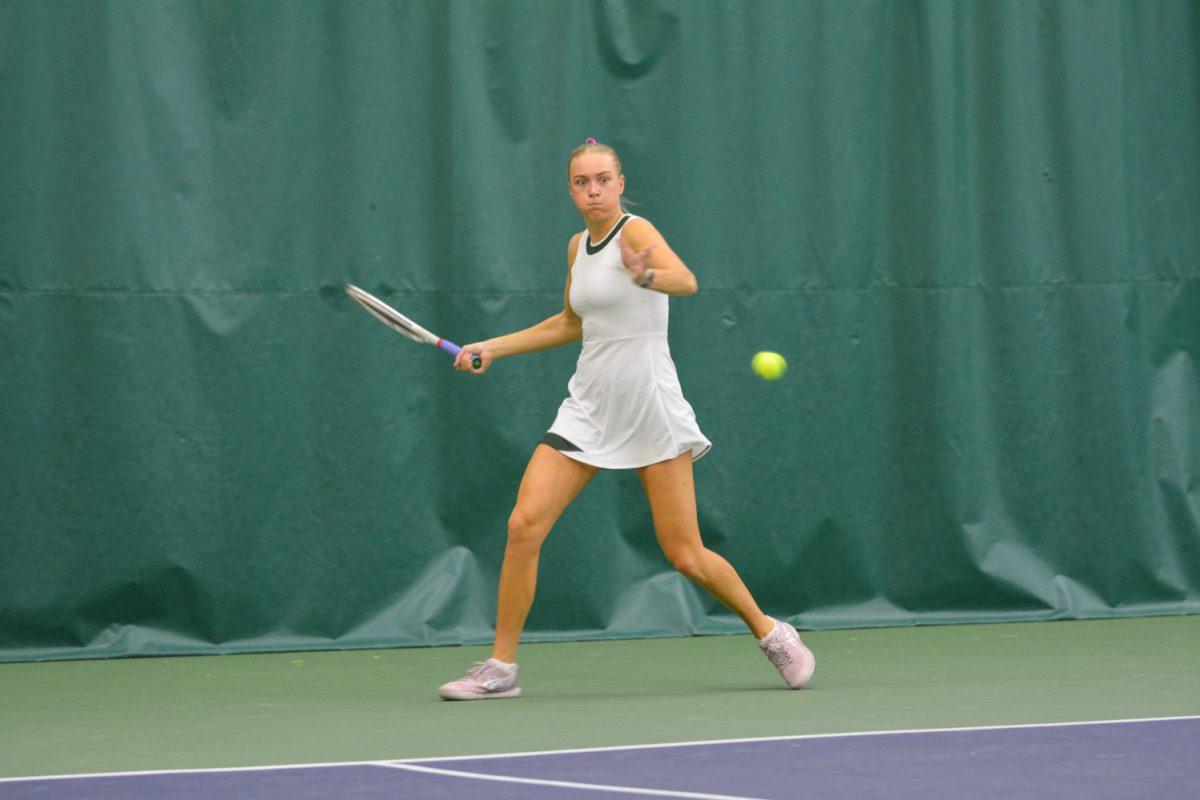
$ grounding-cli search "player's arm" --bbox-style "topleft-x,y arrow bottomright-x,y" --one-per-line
454,235 -> 584,371
485,233 -> 584,357
618,217 -> 698,296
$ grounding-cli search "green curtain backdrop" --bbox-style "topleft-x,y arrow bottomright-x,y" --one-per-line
1,0 -> 1196,661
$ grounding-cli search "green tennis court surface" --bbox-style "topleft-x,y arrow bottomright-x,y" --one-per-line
1,617 -> 1196,780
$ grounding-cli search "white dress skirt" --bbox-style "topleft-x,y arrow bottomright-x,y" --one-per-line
544,215 -> 711,469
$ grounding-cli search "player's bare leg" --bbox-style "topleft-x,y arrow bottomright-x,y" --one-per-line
440,445 -> 596,699
639,451 -> 814,688
637,452 -> 774,639
492,444 -> 598,663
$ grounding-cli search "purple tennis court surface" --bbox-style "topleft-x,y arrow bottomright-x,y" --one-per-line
2,717 -> 1196,799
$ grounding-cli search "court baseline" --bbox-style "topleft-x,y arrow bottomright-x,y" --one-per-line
0,716 -> 1195,799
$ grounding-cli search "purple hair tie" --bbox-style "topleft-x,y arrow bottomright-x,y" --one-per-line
585,137 -> 597,144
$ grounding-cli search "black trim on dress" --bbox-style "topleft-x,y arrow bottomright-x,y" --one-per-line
540,432 -> 583,452
585,214 -> 631,255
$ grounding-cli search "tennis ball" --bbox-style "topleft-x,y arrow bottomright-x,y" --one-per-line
752,351 -> 787,380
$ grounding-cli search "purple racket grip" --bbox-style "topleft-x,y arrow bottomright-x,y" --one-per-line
437,338 -> 483,369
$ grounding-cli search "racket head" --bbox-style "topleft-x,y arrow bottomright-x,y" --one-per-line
345,284 -> 438,346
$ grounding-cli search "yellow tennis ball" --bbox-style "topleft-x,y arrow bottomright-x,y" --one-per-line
752,351 -> 787,380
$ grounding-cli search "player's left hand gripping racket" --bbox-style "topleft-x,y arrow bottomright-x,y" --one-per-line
345,284 -> 482,369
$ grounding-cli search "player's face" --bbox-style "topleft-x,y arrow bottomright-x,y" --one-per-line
568,152 -> 625,222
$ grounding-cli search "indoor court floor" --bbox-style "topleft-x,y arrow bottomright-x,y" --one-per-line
1,616 -> 1197,798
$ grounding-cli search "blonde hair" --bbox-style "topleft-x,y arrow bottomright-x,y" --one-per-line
567,138 -> 629,209
567,139 -> 622,179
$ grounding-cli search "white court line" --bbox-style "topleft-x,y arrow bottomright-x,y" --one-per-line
386,714 -> 1200,764
381,762 -> 768,800
1,715 -> 1196,784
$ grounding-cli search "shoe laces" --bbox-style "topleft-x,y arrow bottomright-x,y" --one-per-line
763,625 -> 801,669
764,638 -> 795,670
466,661 -> 511,689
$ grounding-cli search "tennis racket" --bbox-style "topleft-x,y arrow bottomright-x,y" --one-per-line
344,284 -> 481,369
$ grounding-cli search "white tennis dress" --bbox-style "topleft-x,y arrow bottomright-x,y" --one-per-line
545,215 -> 711,469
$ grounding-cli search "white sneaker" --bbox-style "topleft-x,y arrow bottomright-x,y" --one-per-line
759,618 -> 815,689
438,659 -> 521,700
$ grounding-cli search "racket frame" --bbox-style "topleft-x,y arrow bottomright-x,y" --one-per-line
345,284 -> 479,366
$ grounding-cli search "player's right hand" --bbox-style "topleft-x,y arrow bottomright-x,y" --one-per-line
454,345 -> 490,374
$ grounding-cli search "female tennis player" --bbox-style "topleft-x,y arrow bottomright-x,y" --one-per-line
438,140 -> 814,699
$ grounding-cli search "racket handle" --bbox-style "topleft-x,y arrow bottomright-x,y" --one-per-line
438,339 -> 483,369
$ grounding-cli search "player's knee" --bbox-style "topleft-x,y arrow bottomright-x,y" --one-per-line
666,548 -> 706,582
506,510 -> 547,549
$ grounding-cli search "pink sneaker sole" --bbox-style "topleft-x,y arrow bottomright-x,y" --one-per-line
439,683 -> 522,701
